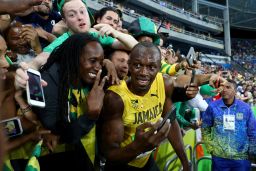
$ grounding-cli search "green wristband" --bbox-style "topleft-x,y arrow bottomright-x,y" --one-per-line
5,55 -> 13,65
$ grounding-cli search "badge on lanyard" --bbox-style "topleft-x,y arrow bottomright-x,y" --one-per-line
223,115 -> 235,130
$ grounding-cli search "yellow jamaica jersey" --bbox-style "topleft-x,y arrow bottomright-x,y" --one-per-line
108,73 -> 166,168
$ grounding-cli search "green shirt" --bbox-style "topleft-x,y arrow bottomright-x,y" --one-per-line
175,102 -> 195,128
43,32 -> 115,53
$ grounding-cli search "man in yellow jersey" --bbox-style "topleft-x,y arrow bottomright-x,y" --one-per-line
99,42 -> 220,171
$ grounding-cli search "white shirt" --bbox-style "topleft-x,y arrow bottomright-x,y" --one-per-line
187,93 -> 208,112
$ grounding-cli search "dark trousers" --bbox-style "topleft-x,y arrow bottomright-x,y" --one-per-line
212,156 -> 251,171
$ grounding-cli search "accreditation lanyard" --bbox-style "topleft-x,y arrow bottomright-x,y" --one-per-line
223,106 -> 236,131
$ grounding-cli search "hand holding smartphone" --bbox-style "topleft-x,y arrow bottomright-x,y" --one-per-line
157,106 -> 176,131
186,47 -> 196,67
0,117 -> 23,138
26,68 -> 45,108
190,69 -> 196,84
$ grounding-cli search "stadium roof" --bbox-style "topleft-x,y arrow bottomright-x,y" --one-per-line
229,0 -> 256,30
180,0 -> 256,31
117,0 -> 256,31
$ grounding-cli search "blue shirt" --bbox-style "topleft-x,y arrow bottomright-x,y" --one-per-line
16,11 -> 62,48
202,98 -> 256,160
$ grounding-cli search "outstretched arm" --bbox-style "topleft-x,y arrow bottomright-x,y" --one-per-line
93,24 -> 138,51
164,73 -> 224,102
163,83 -> 190,171
15,52 -> 50,89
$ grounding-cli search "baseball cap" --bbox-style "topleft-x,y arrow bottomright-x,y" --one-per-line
128,17 -> 160,45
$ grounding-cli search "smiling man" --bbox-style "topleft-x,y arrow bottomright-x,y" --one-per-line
108,50 -> 129,80
5,22 -> 42,63
94,7 -> 120,30
32,33 -> 108,170
99,42 -> 220,171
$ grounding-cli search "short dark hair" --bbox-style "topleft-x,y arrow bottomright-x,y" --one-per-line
130,42 -> 161,62
107,49 -> 129,60
158,32 -> 168,47
227,79 -> 237,90
94,6 -> 120,22
4,21 -> 23,44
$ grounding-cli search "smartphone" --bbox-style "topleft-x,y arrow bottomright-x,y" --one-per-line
0,117 -> 23,138
100,66 -> 108,80
190,69 -> 196,84
186,47 -> 196,67
26,68 -> 45,108
157,106 -> 176,131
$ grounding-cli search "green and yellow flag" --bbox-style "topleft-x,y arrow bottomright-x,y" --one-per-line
3,160 -> 14,171
25,140 -> 43,171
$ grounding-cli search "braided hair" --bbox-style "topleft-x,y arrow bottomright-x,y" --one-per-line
41,33 -> 100,118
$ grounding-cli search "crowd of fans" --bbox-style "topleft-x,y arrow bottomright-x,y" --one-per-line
0,0 -> 255,171
232,39 -> 256,73
200,63 -> 256,106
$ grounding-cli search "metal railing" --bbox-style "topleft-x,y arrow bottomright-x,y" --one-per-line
192,142 -> 211,171
150,0 -> 223,27
192,141 -> 256,171
96,0 -> 224,44
195,156 -> 212,171
163,144 -> 192,171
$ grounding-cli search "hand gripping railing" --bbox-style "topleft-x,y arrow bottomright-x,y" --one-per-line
164,144 -> 192,171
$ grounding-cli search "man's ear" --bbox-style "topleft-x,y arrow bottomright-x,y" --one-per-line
96,18 -> 101,25
63,18 -> 66,25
